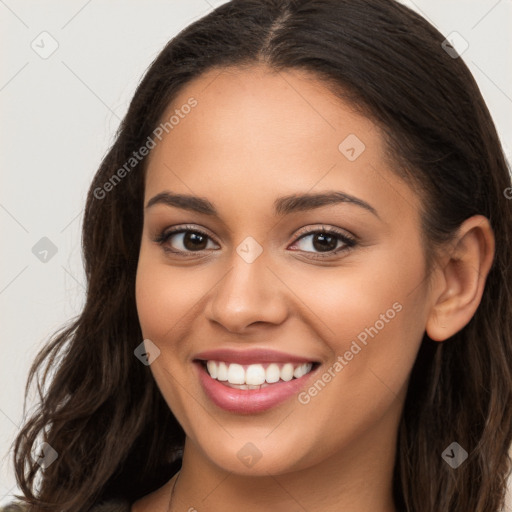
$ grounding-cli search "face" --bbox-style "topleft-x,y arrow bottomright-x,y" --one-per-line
135,64 -> 434,476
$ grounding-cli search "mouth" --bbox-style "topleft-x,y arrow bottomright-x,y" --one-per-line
196,359 -> 320,390
193,358 -> 321,414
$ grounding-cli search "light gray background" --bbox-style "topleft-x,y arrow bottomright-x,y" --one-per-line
1,0 -> 511,506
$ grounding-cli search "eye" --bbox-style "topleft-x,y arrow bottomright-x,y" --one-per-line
154,225 -> 218,255
153,224 -> 357,259
289,225 -> 357,258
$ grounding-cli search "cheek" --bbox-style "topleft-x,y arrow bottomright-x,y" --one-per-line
294,239 -> 428,391
135,247 -> 200,341
291,276 -> 426,455
134,249 -> 205,424
294,278 -> 421,398
291,243 -> 423,337
135,245 -> 223,353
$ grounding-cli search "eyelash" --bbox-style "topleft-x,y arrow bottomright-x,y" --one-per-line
153,224 -> 357,260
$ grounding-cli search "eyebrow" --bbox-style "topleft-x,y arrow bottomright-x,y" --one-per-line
145,190 -> 380,219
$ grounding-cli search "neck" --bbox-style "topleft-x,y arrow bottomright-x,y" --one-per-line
170,402 -> 402,512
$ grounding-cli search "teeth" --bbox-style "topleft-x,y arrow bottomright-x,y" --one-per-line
204,361 -> 314,385
227,363 -> 245,384
293,364 -> 310,378
266,363 -> 280,383
206,360 -> 217,379
281,363 -> 294,381
246,364 -> 266,385
217,362 -> 228,381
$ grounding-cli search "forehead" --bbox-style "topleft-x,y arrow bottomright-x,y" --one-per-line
144,64 -> 420,224
151,64 -> 379,161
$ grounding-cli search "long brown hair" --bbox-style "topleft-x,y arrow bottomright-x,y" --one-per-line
10,1 -> 512,510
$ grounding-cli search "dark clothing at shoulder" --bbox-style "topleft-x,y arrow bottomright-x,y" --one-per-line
89,499 -> 131,511
87,499 -> 131,511
1,457 -> 182,512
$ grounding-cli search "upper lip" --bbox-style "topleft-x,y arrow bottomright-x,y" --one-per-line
193,348 -> 319,365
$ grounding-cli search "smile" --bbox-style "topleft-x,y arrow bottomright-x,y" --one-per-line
193,350 -> 321,414
203,360 -> 315,389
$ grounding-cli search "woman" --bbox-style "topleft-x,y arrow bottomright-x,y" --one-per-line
4,0 -> 512,511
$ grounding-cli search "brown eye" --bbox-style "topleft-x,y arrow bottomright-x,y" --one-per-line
310,232 -> 339,252
291,228 -> 356,257
181,231 -> 209,251
155,226 -> 219,254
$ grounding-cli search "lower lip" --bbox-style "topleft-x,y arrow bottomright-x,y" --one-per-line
195,362 -> 318,414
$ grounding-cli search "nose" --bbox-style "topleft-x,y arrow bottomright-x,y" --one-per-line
205,249 -> 288,333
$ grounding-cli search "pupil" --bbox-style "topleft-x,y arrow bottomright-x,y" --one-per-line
184,232 -> 207,251
313,233 -> 337,252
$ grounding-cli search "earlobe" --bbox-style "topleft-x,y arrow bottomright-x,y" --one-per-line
425,215 -> 495,342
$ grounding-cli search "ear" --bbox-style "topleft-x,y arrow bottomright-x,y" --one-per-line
425,215 -> 495,342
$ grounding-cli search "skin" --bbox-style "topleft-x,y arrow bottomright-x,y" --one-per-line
132,64 -> 495,512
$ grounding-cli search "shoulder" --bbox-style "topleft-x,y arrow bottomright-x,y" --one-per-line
131,473 -> 177,512
0,498 -> 131,512
88,499 -> 132,511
